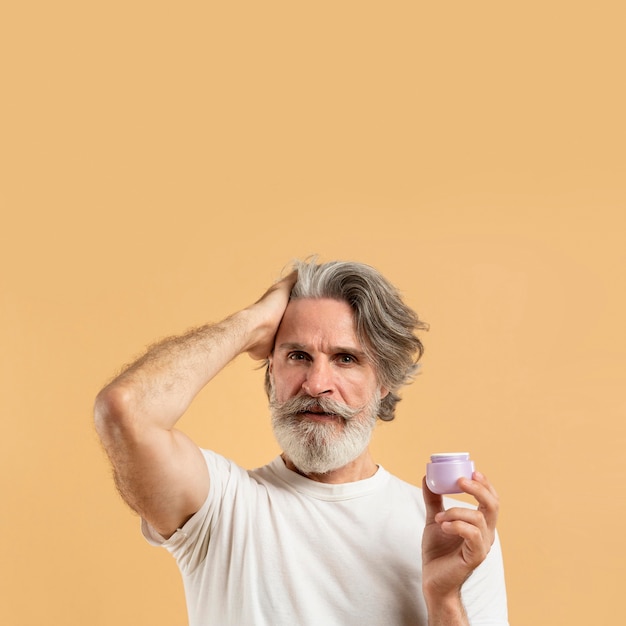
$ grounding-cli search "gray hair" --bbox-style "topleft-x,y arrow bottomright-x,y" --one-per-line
266,258 -> 428,421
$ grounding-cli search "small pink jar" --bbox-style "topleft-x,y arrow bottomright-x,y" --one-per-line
426,452 -> 475,494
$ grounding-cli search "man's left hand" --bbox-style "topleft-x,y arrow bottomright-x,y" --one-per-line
421,471 -> 499,606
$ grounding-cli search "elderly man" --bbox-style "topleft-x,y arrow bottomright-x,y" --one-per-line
95,258 -> 508,625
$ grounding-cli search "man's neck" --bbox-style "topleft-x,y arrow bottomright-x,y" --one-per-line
281,449 -> 378,484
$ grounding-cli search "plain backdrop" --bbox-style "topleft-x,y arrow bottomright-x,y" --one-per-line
1,2 -> 624,625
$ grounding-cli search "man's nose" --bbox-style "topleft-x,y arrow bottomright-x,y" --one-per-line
302,360 -> 334,396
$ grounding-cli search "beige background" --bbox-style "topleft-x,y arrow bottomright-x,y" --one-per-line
1,2 -> 624,625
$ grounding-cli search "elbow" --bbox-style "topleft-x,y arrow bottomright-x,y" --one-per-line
94,382 -> 136,443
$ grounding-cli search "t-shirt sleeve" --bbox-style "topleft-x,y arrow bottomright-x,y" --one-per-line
140,449 -> 244,575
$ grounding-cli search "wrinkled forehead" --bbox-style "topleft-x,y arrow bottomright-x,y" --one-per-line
277,297 -> 360,347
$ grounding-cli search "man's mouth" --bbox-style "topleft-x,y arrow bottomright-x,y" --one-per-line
299,409 -> 341,422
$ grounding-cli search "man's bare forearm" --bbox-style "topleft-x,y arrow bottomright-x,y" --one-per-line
95,272 -> 296,435
95,310 -> 254,431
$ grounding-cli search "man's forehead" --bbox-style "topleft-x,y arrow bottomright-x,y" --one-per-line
281,298 -> 355,328
277,298 -> 364,347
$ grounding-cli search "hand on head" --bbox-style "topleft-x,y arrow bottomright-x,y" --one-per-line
245,270 -> 298,361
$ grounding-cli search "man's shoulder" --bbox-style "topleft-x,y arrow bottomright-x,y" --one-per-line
200,449 -> 279,488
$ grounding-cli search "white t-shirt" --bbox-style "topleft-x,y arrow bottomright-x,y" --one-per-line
143,450 -> 508,626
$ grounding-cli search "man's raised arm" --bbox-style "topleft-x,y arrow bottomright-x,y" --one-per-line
94,272 -> 296,538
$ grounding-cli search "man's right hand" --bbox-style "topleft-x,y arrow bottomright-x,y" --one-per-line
245,270 -> 298,361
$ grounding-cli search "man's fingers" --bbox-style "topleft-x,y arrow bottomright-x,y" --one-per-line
422,476 -> 445,523
457,471 -> 500,531
435,516 -> 491,565
276,269 -> 298,289
257,270 -> 297,303
473,471 -> 499,500
435,507 -> 487,530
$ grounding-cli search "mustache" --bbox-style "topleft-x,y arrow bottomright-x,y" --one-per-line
269,394 -> 362,422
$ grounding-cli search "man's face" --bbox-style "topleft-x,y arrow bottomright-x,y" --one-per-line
268,298 -> 388,474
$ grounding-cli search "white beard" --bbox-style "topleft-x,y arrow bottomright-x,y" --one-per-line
269,390 -> 381,475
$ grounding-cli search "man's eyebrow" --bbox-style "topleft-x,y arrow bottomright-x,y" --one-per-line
277,342 -> 367,358
333,346 -> 368,358
277,342 -> 308,352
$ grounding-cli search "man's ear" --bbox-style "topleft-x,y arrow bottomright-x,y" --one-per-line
380,386 -> 389,400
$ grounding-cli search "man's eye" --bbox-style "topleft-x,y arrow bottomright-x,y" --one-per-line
288,352 -> 307,361
337,354 -> 356,364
